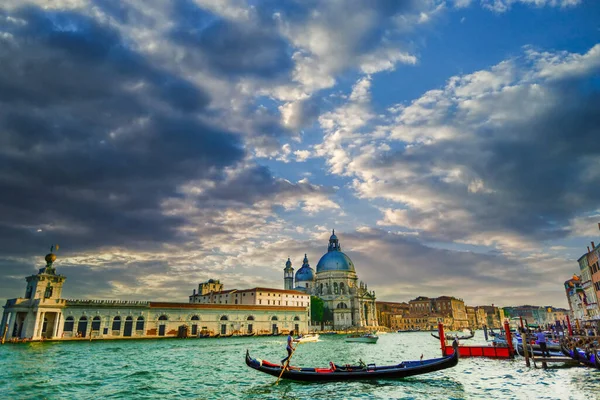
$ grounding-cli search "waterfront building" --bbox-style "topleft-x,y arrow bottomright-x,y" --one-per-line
475,307 -> 487,329
283,231 -> 378,329
586,241 -> 600,320
1,251 -> 309,342
564,275 -> 586,322
466,306 -> 477,329
475,305 -> 504,329
502,305 -> 569,327
189,283 -> 310,308
375,301 -> 409,329
406,296 -> 468,330
577,244 -> 600,320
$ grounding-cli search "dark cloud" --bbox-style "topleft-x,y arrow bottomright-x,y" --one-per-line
170,3 -> 292,79
0,6 -> 244,256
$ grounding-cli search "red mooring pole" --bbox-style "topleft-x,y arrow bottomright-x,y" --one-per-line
504,320 -> 514,356
566,315 -> 573,336
438,322 -> 446,356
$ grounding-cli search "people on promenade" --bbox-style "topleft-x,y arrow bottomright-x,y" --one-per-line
536,328 -> 550,357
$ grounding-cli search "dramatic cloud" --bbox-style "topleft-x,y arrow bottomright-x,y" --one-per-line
317,45 -> 600,252
0,0 -> 596,310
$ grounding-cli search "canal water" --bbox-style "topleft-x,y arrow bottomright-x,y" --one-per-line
0,332 -> 598,399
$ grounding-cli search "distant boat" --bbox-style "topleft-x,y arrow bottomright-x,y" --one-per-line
346,333 -> 378,343
297,334 -> 320,343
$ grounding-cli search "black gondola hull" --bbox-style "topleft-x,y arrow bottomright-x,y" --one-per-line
245,350 -> 458,382
431,332 -> 474,341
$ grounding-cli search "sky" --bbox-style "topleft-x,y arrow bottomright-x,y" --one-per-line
0,0 -> 599,309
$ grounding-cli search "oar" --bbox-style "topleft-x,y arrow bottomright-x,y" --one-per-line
275,342 -> 299,385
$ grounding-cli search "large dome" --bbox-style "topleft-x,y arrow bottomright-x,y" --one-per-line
316,251 -> 355,273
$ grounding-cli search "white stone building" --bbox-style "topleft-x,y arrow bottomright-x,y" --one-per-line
189,283 -> 310,308
1,251 -> 309,342
284,231 -> 378,329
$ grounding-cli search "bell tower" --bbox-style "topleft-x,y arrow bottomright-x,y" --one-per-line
284,257 -> 294,290
24,245 -> 66,302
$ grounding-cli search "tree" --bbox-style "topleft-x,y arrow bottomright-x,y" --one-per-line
310,296 -> 324,325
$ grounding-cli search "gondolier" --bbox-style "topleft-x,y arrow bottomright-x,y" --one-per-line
282,330 -> 299,365
536,329 -> 550,357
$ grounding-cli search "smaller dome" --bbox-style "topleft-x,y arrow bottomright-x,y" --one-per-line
295,266 -> 315,282
45,253 -> 57,263
285,257 -> 292,268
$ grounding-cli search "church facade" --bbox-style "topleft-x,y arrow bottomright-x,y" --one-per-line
284,231 -> 378,329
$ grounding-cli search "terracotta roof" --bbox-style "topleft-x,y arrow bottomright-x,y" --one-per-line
149,302 -> 306,311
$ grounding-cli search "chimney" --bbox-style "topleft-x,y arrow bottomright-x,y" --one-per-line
588,246 -> 591,253
598,222 -> 600,231
592,242 -> 596,250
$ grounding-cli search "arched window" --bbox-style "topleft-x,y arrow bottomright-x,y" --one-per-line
220,315 -> 228,321
247,316 -> 255,321
158,315 -> 168,321
294,316 -> 300,321
320,283 -> 323,294
112,316 -> 121,331
333,282 -> 338,294
191,315 -> 200,321
136,316 -> 145,331
271,316 -> 278,321
337,302 -> 348,309
340,282 -> 345,294
91,316 -> 101,331
64,316 -> 74,332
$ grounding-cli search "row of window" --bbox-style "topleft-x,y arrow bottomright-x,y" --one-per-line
591,262 -> 600,274
64,314 -> 299,331
594,282 -> 600,291
63,315 -> 146,332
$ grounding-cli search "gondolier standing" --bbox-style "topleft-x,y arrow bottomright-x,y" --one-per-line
536,328 -> 550,357
282,330 -> 299,365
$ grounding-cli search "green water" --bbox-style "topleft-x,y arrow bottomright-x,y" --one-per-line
0,332 -> 598,399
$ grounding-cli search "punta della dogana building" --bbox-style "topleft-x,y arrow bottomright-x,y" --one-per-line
1,250 -> 309,342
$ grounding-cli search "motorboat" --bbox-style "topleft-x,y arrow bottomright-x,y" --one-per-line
345,333 -> 378,343
297,334 -> 320,343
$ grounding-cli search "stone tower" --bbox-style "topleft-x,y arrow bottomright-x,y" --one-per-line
284,257 -> 294,290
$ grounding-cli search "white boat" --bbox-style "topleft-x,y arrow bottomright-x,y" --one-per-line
297,334 -> 319,343
345,333 -> 379,343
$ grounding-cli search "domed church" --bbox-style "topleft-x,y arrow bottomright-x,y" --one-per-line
284,231 -> 378,329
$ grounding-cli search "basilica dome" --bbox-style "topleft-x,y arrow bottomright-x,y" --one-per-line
316,251 -> 355,273
316,230 -> 356,273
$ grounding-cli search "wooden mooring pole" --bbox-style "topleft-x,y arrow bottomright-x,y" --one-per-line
520,317 -> 530,367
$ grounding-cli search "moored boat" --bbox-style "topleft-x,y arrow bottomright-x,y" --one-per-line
561,342 -> 600,369
345,333 -> 378,343
431,329 -> 474,341
245,349 -> 459,382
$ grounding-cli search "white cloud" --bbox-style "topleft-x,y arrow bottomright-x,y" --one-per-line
480,0 -> 582,13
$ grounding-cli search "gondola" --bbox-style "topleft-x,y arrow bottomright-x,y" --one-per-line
561,343 -> 600,369
431,330 -> 474,341
244,349 -> 458,382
